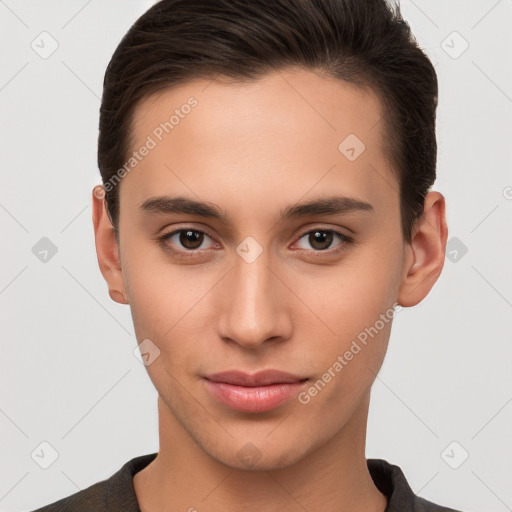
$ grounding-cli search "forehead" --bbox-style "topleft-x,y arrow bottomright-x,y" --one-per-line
124,68 -> 397,221
131,68 -> 385,147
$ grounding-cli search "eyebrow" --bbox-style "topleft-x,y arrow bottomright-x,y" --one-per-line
139,195 -> 374,221
280,196 -> 374,220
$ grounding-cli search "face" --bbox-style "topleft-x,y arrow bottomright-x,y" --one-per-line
99,68 -> 420,470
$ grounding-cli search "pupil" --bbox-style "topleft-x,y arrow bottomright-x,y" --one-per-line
180,230 -> 203,249
310,231 -> 332,250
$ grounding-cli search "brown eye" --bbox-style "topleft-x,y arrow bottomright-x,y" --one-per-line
308,230 -> 333,250
158,228 -> 217,254
179,230 -> 204,249
294,228 -> 353,254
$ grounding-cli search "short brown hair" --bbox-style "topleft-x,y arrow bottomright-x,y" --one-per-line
98,0 -> 438,243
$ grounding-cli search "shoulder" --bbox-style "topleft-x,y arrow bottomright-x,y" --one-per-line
367,458 -> 465,512
29,479 -> 109,512
28,453 -> 158,512
415,495 -> 464,512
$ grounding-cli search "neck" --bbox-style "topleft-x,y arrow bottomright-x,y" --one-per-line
134,393 -> 387,512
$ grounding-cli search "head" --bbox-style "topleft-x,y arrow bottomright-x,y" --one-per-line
93,0 -> 447,470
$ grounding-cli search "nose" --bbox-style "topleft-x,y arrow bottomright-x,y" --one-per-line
216,249 -> 293,350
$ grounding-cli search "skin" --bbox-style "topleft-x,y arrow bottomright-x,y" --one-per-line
92,68 -> 447,512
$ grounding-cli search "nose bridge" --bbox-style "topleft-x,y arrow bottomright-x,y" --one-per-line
217,248 -> 288,348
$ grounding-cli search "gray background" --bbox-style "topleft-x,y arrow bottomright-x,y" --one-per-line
1,1 -> 511,511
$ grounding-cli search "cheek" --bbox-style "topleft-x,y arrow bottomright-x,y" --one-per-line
298,318 -> 392,420
295,252 -> 400,347
123,253 -> 223,376
121,239 -> 197,333
290,248 -> 399,401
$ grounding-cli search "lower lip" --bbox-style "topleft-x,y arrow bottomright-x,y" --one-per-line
203,379 -> 308,413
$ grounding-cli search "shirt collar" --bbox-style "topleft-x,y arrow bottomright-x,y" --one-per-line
106,453 -> 425,511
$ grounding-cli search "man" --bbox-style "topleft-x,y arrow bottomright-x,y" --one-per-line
32,0 -> 463,510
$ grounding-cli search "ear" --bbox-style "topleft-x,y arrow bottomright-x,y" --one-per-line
397,191 -> 448,307
92,185 -> 129,305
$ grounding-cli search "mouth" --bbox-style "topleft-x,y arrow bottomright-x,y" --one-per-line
203,370 -> 310,413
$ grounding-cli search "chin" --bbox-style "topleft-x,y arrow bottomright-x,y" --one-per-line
206,438 -> 312,472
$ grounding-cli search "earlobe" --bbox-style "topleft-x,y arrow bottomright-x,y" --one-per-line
397,191 -> 448,308
92,185 -> 129,305
109,289 -> 129,305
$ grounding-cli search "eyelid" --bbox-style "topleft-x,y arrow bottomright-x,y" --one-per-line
157,221 -> 217,239
156,225 -> 220,255
157,224 -> 353,256
291,226 -> 353,251
292,222 -> 353,241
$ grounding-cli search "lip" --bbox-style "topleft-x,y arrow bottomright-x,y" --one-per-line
203,370 -> 309,413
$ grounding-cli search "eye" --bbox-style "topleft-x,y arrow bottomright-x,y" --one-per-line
294,229 -> 352,253
158,228 -> 218,256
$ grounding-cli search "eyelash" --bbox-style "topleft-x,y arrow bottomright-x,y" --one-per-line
157,226 -> 354,260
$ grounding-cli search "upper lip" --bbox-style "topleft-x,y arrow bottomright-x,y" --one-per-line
204,370 -> 308,387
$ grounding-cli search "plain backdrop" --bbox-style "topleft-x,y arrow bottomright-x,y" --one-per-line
1,1 -> 511,511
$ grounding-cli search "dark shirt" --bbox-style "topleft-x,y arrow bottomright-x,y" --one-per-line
29,453 -> 463,511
